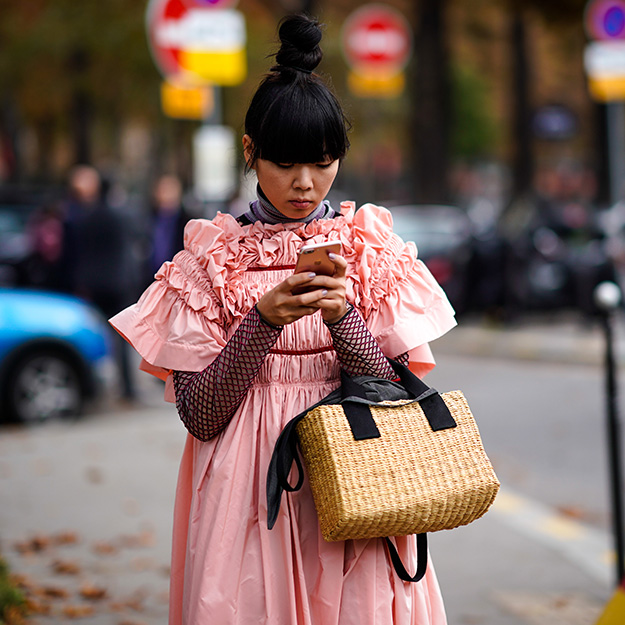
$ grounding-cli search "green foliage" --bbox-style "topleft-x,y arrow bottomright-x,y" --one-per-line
450,63 -> 500,160
0,0 -> 161,124
0,556 -> 27,624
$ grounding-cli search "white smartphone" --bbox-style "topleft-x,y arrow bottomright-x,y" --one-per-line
292,241 -> 342,294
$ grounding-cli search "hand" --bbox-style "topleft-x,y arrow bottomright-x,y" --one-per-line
256,253 -> 348,326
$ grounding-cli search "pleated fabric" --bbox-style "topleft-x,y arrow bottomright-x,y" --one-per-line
110,202 -> 457,625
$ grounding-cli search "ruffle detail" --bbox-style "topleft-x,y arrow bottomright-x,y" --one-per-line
109,201 -> 456,380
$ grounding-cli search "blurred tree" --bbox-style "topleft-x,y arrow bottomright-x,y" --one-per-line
411,0 -> 452,203
451,64 -> 498,160
0,0 -> 160,180
505,0 -> 589,201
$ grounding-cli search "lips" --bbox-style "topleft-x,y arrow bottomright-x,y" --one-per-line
289,199 -> 313,209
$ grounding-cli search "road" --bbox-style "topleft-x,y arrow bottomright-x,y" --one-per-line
426,351 -> 620,624
0,347 -> 622,624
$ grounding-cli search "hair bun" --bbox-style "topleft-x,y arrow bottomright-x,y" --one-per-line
274,14 -> 323,74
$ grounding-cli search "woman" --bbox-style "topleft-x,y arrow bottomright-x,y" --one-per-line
110,14 -> 456,625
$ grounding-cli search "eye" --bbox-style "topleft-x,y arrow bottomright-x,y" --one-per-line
316,160 -> 335,169
276,163 -> 294,169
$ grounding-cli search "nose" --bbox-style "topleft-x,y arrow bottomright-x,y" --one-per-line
293,165 -> 313,190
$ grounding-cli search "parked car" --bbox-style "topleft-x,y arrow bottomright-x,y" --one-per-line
0,187 -> 60,287
497,195 -> 615,316
0,288 -> 114,423
389,204 -> 475,314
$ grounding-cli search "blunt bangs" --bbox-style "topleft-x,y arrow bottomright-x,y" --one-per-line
247,81 -> 349,166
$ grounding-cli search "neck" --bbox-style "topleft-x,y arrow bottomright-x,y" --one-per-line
246,185 -> 334,225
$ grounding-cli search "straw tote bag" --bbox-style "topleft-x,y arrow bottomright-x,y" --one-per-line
267,359 -> 500,582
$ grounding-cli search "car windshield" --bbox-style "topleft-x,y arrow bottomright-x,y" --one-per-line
391,207 -> 470,255
0,208 -> 30,234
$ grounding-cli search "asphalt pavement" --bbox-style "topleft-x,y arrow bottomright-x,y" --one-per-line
1,311 -> 624,625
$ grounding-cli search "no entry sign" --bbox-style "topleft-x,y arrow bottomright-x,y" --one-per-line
146,0 -> 246,86
341,4 -> 412,73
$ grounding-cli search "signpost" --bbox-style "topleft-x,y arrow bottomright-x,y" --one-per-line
341,4 -> 412,99
584,0 -> 625,203
146,0 -> 246,87
145,0 -> 245,208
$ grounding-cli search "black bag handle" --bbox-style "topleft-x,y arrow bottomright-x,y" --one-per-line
384,534 -> 428,583
266,359 -> 452,583
340,359 -> 456,440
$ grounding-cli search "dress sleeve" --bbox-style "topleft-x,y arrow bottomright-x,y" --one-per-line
349,204 -> 457,378
173,307 -> 282,441
109,251 -> 228,401
324,305 -> 395,379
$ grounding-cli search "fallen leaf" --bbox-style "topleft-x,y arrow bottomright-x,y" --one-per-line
3,604 -> 28,625
556,505 -> 585,520
25,597 -> 52,615
62,604 -> 96,618
14,535 -> 50,554
119,529 -> 155,549
93,541 -> 119,556
37,585 -> 70,600
54,531 -> 80,546
85,466 -> 104,484
10,573 -> 36,591
51,559 -> 81,575
109,595 -> 146,613
79,584 -> 108,601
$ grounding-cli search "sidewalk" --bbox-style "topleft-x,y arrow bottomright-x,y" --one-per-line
436,310 -> 625,367
0,313 -> 621,625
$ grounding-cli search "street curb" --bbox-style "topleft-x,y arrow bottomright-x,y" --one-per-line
434,316 -> 625,367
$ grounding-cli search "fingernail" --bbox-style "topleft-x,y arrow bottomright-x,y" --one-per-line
308,272 -> 316,279
328,253 -> 336,259
321,290 -> 328,296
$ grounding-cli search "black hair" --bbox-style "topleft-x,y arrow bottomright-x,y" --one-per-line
244,14 -> 350,168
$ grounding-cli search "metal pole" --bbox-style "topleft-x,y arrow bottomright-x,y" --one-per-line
596,281 -> 625,585
607,102 -> 625,204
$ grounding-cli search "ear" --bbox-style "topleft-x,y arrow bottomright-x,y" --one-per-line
242,134 -> 255,170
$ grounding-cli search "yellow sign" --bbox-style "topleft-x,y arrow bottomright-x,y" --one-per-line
347,69 -> 405,99
596,578 -> 625,624
585,41 -> 625,101
160,81 -> 213,120
179,48 -> 247,86
588,76 -> 625,101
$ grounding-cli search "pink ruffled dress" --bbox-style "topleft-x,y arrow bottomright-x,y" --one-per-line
110,202 -> 456,625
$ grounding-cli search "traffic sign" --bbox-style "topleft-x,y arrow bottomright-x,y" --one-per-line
341,4 -> 412,72
584,40 -> 625,100
585,0 -> 625,41
146,0 -> 246,86
161,80 -> 214,120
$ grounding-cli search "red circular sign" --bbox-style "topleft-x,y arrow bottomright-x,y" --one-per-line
341,4 -> 412,71
145,0 -> 238,79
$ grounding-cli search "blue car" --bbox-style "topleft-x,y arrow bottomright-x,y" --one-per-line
0,288 -> 114,423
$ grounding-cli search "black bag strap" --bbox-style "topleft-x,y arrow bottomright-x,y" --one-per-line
340,360 -> 456,440
384,534 -> 428,583
266,359 -> 452,582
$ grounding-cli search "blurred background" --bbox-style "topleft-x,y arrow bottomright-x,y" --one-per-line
3,1 -> 625,624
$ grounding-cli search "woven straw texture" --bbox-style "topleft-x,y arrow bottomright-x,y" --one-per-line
296,391 -> 500,542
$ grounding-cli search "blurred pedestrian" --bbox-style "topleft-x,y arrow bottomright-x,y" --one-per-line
26,200 -> 64,289
110,14 -> 455,625
145,174 -> 190,285
60,164 -> 138,401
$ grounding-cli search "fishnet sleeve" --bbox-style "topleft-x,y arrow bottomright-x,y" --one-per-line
172,306 -> 282,441
325,305 -> 402,379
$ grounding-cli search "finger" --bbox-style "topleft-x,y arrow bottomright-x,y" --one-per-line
304,274 -> 345,292
291,287 -> 329,307
286,271 -> 317,290
328,253 -> 347,278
